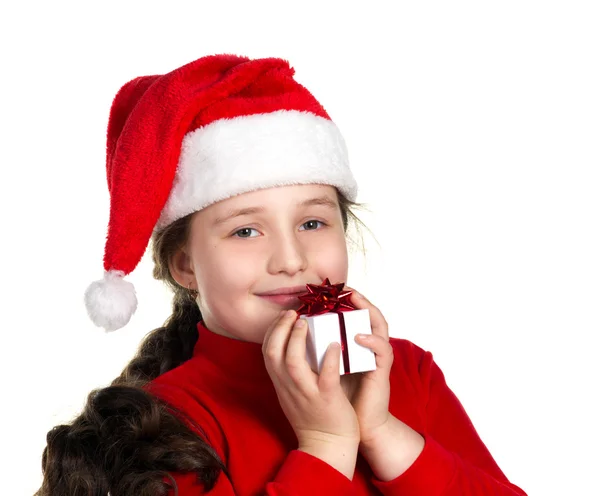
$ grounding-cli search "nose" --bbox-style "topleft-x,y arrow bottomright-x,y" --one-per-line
266,230 -> 308,276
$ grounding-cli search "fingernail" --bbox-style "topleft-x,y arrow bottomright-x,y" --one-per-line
286,309 -> 296,318
356,334 -> 369,340
294,318 -> 304,328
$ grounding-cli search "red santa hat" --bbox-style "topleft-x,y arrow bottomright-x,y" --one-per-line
84,54 -> 357,332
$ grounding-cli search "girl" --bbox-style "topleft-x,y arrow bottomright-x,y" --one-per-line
37,54 -> 527,495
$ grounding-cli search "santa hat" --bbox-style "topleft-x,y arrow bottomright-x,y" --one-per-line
84,54 -> 357,332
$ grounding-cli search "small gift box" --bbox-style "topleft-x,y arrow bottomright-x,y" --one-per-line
297,279 -> 377,375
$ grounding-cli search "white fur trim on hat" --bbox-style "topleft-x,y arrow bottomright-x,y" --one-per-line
155,110 -> 357,231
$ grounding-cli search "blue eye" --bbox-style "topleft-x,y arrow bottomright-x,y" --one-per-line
300,220 -> 324,231
233,227 -> 260,238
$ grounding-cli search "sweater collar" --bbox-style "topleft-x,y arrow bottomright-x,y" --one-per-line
193,321 -> 271,380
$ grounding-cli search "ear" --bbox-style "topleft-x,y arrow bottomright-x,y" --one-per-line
168,246 -> 196,289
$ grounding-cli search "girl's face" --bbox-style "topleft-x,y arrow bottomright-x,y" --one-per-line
172,184 -> 349,344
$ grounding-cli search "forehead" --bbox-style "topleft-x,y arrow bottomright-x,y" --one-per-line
202,183 -> 339,217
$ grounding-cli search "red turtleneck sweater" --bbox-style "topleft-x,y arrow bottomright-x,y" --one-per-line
146,322 -> 526,495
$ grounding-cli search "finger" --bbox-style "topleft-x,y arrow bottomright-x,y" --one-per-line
262,310 -> 297,372
262,311 -> 288,389
262,310 -> 287,355
262,309 -> 295,353
344,286 -> 389,340
284,318 -> 317,391
318,342 -> 342,394
355,334 -> 394,370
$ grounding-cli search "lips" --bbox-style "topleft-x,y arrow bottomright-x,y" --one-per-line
255,286 -> 308,297
255,285 -> 310,308
257,294 -> 304,307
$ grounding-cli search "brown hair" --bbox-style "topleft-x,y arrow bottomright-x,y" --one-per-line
36,190 -> 365,496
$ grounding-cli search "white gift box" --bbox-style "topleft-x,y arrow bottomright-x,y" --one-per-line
300,308 -> 377,375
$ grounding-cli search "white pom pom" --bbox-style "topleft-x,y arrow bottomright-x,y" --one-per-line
84,270 -> 138,332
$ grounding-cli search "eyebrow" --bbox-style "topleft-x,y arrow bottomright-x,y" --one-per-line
212,195 -> 339,226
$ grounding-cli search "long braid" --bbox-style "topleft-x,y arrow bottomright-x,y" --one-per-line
113,291 -> 201,385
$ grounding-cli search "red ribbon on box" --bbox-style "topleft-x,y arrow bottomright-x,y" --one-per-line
297,278 -> 357,374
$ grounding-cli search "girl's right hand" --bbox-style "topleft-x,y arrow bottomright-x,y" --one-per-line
262,309 -> 360,479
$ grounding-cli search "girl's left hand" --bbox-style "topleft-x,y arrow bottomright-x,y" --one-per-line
340,287 -> 394,447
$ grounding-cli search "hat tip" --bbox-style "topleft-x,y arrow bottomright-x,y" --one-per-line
84,270 -> 138,332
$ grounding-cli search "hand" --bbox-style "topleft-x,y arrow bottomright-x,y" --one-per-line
339,288 -> 395,447
262,309 -> 360,478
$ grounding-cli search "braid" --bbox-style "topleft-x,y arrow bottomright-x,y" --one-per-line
36,292 -> 225,496
114,290 -> 201,385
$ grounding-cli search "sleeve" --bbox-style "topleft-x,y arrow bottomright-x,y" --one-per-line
370,347 -> 528,496
166,450 -> 358,495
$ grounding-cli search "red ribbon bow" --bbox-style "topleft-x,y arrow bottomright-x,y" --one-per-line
297,278 -> 356,316
297,278 -> 356,374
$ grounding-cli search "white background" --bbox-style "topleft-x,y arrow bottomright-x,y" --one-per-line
1,1 -> 598,495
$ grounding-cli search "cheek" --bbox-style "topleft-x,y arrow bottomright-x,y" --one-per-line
194,242 -> 270,342
195,243 -> 260,305
310,233 -> 349,282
